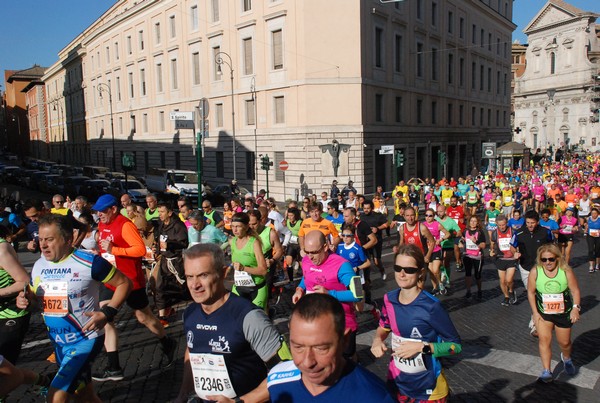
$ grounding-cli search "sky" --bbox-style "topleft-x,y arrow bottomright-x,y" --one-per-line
0,0 -> 599,78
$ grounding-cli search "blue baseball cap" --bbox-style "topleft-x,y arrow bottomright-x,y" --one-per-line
92,194 -> 118,211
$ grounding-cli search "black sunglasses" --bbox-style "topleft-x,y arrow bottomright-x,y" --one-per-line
425,214 -> 434,217
393,265 -> 421,274
540,257 -> 556,263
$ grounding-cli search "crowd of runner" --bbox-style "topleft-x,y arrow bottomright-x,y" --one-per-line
1,152 -> 597,401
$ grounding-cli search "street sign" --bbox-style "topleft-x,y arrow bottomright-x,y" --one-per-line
199,98 -> 209,119
170,111 -> 194,121
122,152 -> 136,169
482,142 -> 496,159
379,145 -> 394,155
279,160 -> 289,171
175,120 -> 194,129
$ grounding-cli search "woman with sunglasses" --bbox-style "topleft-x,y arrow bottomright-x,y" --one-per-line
462,215 -> 487,300
528,244 -> 581,383
371,244 -> 461,402
423,208 -> 450,295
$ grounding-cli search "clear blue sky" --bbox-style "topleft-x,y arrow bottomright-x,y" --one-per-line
0,0 -> 598,78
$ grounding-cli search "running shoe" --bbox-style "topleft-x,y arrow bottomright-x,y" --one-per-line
440,267 -> 447,284
92,367 -> 125,382
538,369 -> 553,383
589,267 -> 595,274
561,353 -> 576,376
465,290 -> 472,299
509,291 -> 517,305
162,337 -> 177,368
456,263 -> 464,272
382,272 -> 387,281
501,298 -> 509,306
439,282 -> 447,295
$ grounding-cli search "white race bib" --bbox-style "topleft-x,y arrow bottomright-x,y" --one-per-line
504,196 -> 512,203
234,270 -> 256,287
190,353 -> 236,399
290,235 -> 298,244
391,334 -> 427,374
542,293 -> 565,314
590,229 -> 600,237
39,281 -> 69,317
562,225 -> 573,234
489,217 -> 496,225
101,252 -> 116,266
466,238 -> 479,251
498,237 -> 511,252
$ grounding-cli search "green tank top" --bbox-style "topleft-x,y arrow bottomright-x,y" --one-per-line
286,220 -> 302,237
259,227 -> 273,255
535,266 -> 571,314
146,208 -> 159,221
0,238 -> 28,319
205,210 -> 217,226
231,236 -> 264,284
467,191 -> 478,203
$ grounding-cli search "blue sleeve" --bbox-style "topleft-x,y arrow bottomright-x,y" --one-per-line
329,262 -> 360,302
9,213 -> 21,227
356,246 -> 367,264
546,228 -> 553,242
430,301 -> 461,344
510,233 -> 518,248
298,278 -> 306,290
86,251 -> 116,282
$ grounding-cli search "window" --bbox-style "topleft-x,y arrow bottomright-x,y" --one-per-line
480,107 -> 484,126
212,0 -> 220,22
459,57 -> 465,87
243,38 -> 253,75
416,0 -> 423,20
272,29 -> 283,70
127,36 -> 132,55
448,11 -> 453,33
118,117 -> 123,134
143,113 -> 148,132
242,0 -> 252,12
375,94 -> 384,122
550,52 -> 556,74
431,47 -> 438,81
170,58 -> 178,90
431,2 -> 437,26
128,72 -> 134,98
215,103 -> 224,127
156,63 -> 163,92
448,53 -> 454,84
431,101 -> 437,124
416,42 -> 423,78
503,110 -> 507,127
274,96 -> 285,124
192,52 -> 200,85
213,46 -> 221,80
496,110 -> 500,126
140,68 -> 146,96
459,17 -> 464,39
159,111 -> 165,131
471,62 -> 476,89
503,73 -> 507,95
487,67 -> 492,92
488,109 -> 491,126
190,5 -> 199,30
375,27 -> 384,68
139,30 -> 144,51
216,151 -> 224,177
144,151 -> 149,171
131,114 -> 137,134
480,29 -> 484,48
447,103 -> 453,125
472,24 -> 476,44
395,96 -> 402,123
488,33 -> 492,51
497,38 -> 500,55
169,15 -> 176,38
245,99 -> 255,125
274,151 -> 285,181
480,64 -> 484,91
160,151 -> 166,168
116,76 -> 122,101
459,104 -> 464,126
496,70 -> 500,94
106,46 -> 110,64
472,106 -> 476,126
175,151 -> 181,169
114,42 -> 119,60
417,99 -> 423,124
394,34 -> 403,73
155,23 -> 161,44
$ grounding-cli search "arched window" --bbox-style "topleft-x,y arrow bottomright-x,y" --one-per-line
550,52 -> 556,74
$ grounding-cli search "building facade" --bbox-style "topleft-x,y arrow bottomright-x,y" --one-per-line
513,0 -> 600,153
23,80 -> 48,160
41,0 -> 514,199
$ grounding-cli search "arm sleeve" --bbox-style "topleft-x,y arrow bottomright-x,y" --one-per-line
242,309 -> 282,362
429,302 -> 461,345
329,221 -> 339,238
91,253 -> 117,283
111,221 -> 146,258
329,262 -> 360,302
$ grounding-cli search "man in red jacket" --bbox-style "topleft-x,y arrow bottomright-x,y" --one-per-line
91,195 -> 176,381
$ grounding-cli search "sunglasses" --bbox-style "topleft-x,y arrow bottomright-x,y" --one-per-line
540,257 -> 557,263
393,265 -> 421,274
341,234 -> 354,238
425,214 -> 434,217
304,249 -> 323,255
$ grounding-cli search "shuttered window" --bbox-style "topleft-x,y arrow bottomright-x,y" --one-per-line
272,30 -> 283,70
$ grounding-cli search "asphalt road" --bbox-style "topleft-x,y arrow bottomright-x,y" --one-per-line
3,183 -> 600,402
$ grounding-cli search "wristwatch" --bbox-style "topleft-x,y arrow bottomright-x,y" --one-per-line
422,341 -> 432,355
234,398 -> 245,403
573,304 -> 581,311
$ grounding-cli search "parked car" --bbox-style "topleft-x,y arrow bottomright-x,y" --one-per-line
106,178 -> 149,205
0,166 -> 22,184
63,176 -> 91,198
39,174 -> 61,194
27,170 -> 50,188
105,171 -> 126,180
209,184 -> 251,206
83,166 -> 110,179
80,179 -> 111,202
145,168 -> 198,200
16,169 -> 38,187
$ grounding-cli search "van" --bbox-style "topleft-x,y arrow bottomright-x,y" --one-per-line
83,166 -> 110,179
145,168 -> 198,199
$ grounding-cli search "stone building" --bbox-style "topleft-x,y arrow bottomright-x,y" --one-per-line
513,0 -> 600,153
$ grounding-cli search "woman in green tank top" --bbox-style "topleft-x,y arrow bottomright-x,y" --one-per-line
527,244 -> 581,383
0,233 -> 32,364
229,213 -> 269,309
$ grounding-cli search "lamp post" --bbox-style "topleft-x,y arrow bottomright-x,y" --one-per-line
97,83 -> 116,171
250,76 -> 258,193
215,51 -> 237,181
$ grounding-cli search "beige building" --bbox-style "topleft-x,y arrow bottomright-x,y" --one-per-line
42,0 -> 514,199
513,0 -> 600,153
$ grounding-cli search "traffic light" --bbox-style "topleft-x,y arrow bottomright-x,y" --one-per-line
439,151 -> 447,165
395,150 -> 405,167
261,155 -> 273,171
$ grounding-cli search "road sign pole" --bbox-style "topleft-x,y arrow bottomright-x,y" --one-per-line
265,165 -> 269,198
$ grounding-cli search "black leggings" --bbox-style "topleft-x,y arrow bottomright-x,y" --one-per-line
463,256 -> 483,280
587,236 -> 600,260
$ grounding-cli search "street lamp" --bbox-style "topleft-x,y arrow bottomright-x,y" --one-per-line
215,51 -> 237,180
250,76 -> 258,193
97,82 -> 116,171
